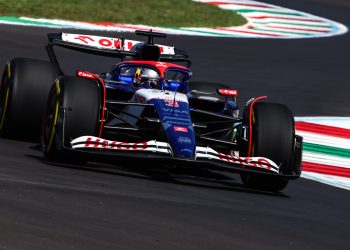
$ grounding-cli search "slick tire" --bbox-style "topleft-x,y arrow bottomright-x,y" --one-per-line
0,58 -> 59,141
41,76 -> 101,164
241,102 -> 295,192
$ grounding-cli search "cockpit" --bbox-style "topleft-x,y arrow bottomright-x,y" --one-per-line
105,63 -> 191,93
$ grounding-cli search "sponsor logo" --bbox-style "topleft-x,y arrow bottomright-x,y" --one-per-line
156,62 -> 167,68
217,152 -> 272,170
164,99 -> 179,107
245,97 -> 255,107
84,137 -> 148,150
162,108 -> 188,114
77,71 -> 97,79
177,137 -> 192,144
173,126 -> 188,133
245,96 -> 268,107
74,35 -> 123,49
74,35 -> 94,44
217,89 -> 238,97
63,33 -> 175,54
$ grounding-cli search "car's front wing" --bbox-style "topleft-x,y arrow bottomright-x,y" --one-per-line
70,136 -> 288,176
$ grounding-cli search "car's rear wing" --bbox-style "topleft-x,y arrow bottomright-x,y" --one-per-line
46,31 -> 191,74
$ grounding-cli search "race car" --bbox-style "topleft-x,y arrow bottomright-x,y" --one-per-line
0,30 -> 302,192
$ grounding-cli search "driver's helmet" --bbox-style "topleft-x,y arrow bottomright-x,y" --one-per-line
134,68 -> 161,89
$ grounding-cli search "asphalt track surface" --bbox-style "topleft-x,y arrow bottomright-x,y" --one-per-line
0,0 -> 349,249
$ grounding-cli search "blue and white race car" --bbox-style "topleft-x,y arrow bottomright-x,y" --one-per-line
0,30 -> 302,192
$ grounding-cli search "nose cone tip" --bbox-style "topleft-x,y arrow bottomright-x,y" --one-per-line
169,141 -> 196,159
177,148 -> 195,159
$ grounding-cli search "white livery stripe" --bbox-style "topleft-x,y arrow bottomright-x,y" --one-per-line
301,172 -> 350,190
295,117 -> 350,129
296,131 -> 350,150
303,152 -> 350,169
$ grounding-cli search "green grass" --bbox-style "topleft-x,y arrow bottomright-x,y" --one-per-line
0,0 -> 246,27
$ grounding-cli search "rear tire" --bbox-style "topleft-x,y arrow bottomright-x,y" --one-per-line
0,58 -> 59,141
240,102 -> 295,192
41,76 -> 101,164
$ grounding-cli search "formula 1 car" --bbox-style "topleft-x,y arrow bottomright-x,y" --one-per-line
0,30 -> 302,192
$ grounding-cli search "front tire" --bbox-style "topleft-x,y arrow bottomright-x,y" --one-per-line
240,102 -> 295,192
41,76 -> 101,164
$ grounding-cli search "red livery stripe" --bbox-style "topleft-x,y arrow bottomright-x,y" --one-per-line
250,16 -> 324,23
303,162 -> 350,178
86,22 -> 114,27
207,2 -> 272,9
267,25 -> 329,33
216,28 -> 282,37
296,122 -> 350,139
